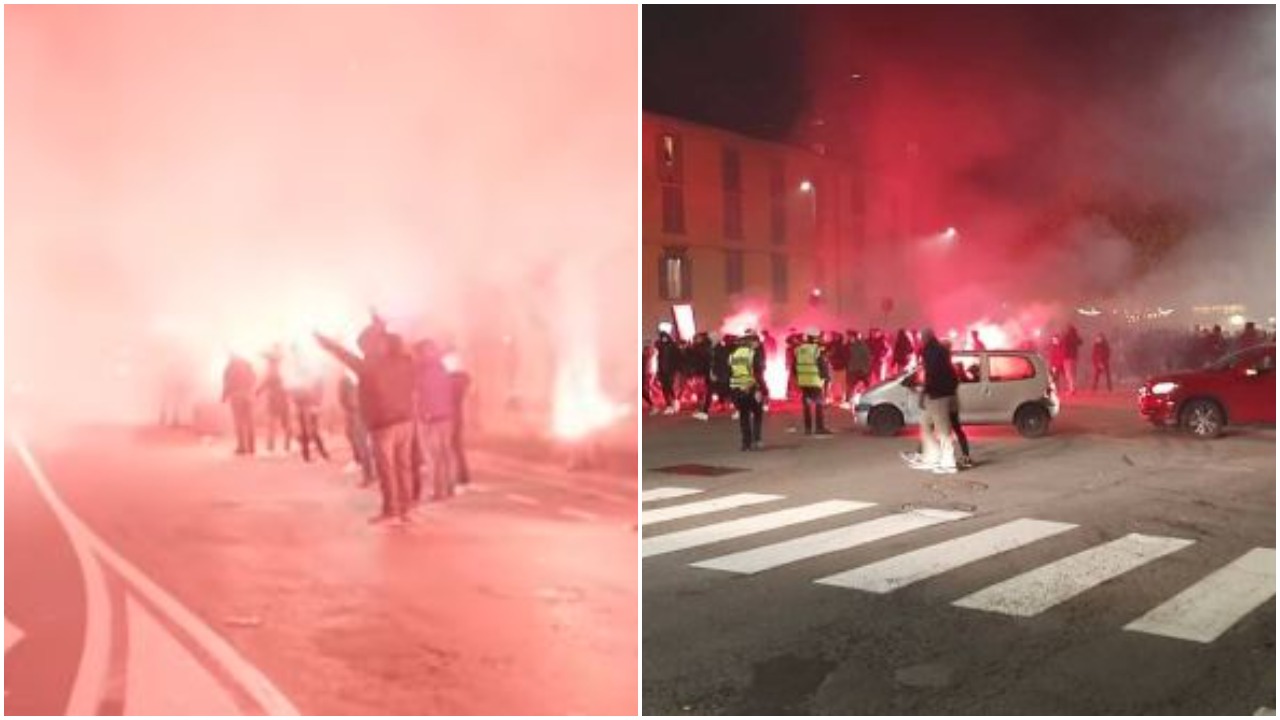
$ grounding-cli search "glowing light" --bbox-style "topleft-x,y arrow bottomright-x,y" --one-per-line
721,309 -> 762,336
672,304 -> 697,340
942,227 -> 958,241
948,329 -> 959,341
799,180 -> 814,193
1229,314 -> 1246,327
1076,307 -> 1102,316
657,321 -> 674,335
763,346 -> 789,400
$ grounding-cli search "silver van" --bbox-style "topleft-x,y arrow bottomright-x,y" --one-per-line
852,350 -> 1060,438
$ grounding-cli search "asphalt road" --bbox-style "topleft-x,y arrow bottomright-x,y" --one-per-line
4,424 -> 637,715
642,391 -> 1276,715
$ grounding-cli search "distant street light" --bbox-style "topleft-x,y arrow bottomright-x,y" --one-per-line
943,226 -> 958,241
799,179 -> 814,193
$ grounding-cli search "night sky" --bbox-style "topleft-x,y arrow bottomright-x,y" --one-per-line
643,5 -> 1276,313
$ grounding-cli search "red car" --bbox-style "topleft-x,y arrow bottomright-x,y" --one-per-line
1138,343 -> 1275,437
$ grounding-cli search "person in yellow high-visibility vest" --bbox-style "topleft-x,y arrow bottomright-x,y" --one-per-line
795,327 -> 833,436
728,330 -> 766,450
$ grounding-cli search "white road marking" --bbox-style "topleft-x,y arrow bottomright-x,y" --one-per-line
816,519 -> 1078,593
124,596 -> 242,715
10,432 -> 300,715
1124,547 -> 1276,643
954,533 -> 1194,617
644,500 -> 875,558
13,435 -> 115,715
504,493 -> 541,506
641,487 -> 703,503
641,493 -> 781,527
691,509 -> 972,574
5,618 -> 26,653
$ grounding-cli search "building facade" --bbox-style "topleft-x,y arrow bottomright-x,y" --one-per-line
642,112 -> 867,338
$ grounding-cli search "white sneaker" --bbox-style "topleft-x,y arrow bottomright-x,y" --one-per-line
692,412 -> 709,421
662,406 -> 677,416
649,407 -> 661,416
731,411 -> 740,420
932,465 -> 958,475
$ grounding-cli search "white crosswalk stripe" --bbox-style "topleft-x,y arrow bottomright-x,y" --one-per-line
1124,547 -> 1276,643
953,533 -> 1195,617
644,489 -> 1270,645
816,518 -> 1078,593
692,508 -> 972,574
641,493 -> 781,527
644,500 -> 875,558
642,487 -> 704,503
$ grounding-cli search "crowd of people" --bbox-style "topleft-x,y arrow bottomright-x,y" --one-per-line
643,316 -> 1273,462
219,313 -> 472,525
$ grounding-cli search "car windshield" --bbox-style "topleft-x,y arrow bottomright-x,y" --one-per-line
1205,347 -> 1269,371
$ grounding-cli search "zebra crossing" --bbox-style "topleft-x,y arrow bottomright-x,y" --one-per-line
643,486 -> 1276,644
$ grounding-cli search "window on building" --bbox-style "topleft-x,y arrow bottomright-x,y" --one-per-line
769,160 -> 786,245
725,250 -> 744,295
662,185 -> 685,234
989,355 -> 1036,382
771,253 -> 788,304
659,248 -> 691,301
722,148 -> 741,191
657,133 -> 682,184
723,192 -> 743,240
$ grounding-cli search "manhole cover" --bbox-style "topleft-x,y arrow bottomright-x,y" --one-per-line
652,463 -> 749,477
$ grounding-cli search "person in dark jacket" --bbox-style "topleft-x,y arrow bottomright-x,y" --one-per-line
846,330 -> 872,400
904,329 -> 958,474
702,332 -> 734,418
222,354 -> 257,455
1062,324 -> 1083,394
654,325 -> 682,414
688,332 -> 713,420
316,329 -> 416,524
1092,333 -> 1113,392
892,329 -> 914,375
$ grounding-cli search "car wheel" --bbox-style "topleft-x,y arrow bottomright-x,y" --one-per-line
1181,399 -> 1224,439
868,405 -> 904,437
1014,403 -> 1050,438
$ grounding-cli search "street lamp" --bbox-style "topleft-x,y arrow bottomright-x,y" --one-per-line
799,179 -> 814,193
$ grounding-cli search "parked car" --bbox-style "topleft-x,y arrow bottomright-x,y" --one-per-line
853,350 -> 1059,438
1138,343 -> 1275,438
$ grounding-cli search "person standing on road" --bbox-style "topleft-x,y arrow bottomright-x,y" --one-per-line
1092,333 -> 1113,392
688,332 -> 714,421
412,339 -> 457,503
448,360 -> 473,489
904,329 -> 958,474
292,376 -> 330,463
222,354 -> 257,455
892,329 -> 914,375
315,329 -> 417,524
729,330 -> 766,451
795,328 -> 833,436
845,330 -> 872,403
654,324 -> 681,415
338,371 -> 375,486
257,351 -> 292,454
969,329 -> 986,351
1062,324 -> 1082,394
